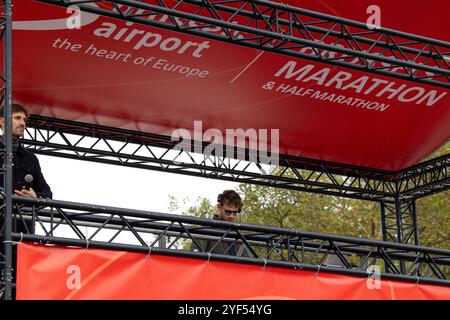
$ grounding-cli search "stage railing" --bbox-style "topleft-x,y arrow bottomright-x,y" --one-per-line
2,196 -> 449,289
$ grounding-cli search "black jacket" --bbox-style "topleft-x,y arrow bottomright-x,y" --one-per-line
0,139 -> 52,199
189,215 -> 251,257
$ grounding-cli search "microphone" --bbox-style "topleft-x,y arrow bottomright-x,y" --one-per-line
24,174 -> 33,190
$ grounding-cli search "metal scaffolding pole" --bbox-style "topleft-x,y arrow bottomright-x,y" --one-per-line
36,0 -> 450,88
19,115 -> 449,249
0,1 -> 448,298
1,0 -> 14,301
380,197 -> 422,274
22,115 -> 450,203
6,196 -> 450,285
395,197 -> 406,274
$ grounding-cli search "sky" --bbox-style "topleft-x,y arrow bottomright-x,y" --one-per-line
37,154 -> 240,215
18,128 -> 255,241
33,154 -> 241,243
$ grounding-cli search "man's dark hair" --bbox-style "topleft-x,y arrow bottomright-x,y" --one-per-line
0,103 -> 30,119
217,190 -> 243,209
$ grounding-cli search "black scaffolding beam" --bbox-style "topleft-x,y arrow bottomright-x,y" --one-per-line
0,0 -> 14,301
4,196 -> 450,288
22,115 -> 450,248
37,0 -> 450,88
24,115 -> 450,204
381,199 -> 420,272
395,155 -> 450,198
1,0 -> 449,299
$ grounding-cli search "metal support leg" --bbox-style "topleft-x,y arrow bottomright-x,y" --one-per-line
380,202 -> 388,272
394,197 -> 406,274
411,200 -> 419,246
380,203 -> 388,242
381,199 -> 419,246
381,198 -> 420,274
1,0 -> 14,300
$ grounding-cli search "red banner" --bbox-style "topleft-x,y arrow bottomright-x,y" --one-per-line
10,0 -> 450,171
16,243 -> 450,300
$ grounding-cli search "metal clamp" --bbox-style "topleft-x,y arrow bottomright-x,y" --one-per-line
2,233 -> 23,245
262,258 -> 268,271
146,246 -> 152,260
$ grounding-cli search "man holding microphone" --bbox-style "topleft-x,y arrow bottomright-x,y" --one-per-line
0,103 -> 52,200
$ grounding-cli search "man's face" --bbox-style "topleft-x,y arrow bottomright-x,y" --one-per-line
0,111 -> 27,139
218,202 -> 241,222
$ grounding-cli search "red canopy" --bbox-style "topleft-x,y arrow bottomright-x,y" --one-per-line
11,0 -> 450,171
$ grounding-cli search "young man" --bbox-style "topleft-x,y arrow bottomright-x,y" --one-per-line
0,103 -> 53,299
190,190 -> 250,257
215,189 -> 242,223
0,103 -> 52,200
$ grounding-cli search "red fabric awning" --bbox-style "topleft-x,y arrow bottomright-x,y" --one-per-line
11,0 -> 450,171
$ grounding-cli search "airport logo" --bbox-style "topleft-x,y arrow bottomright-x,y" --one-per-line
13,5 -> 99,31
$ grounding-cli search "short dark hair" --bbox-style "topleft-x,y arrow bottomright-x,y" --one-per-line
218,190 -> 243,209
0,103 -> 29,119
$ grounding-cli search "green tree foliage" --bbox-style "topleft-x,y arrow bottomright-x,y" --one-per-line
185,197 -> 215,219
416,141 -> 450,248
416,191 -> 449,248
237,183 -> 381,240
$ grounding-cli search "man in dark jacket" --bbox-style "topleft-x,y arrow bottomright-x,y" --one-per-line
0,103 -> 53,231
190,190 -> 251,257
0,103 -> 53,298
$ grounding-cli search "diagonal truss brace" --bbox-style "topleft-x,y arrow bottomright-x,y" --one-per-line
4,115 -> 447,204
37,0 -> 450,88
6,196 -> 450,285
20,115 -> 403,202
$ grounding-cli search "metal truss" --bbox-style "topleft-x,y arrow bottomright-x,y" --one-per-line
1,0 -> 449,299
381,200 -> 419,262
0,3 -> 5,299
0,0 -> 6,115
2,196 -> 449,289
38,0 -> 450,88
20,115 -> 449,250
395,154 -> 450,198
24,115 -> 450,204
0,0 -> 14,301
25,115 -> 402,202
